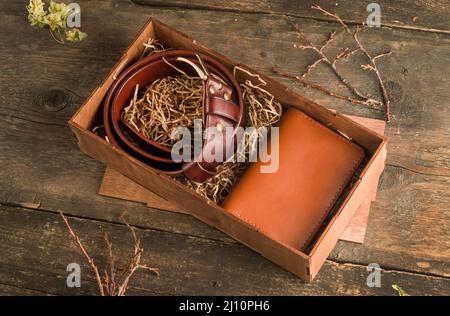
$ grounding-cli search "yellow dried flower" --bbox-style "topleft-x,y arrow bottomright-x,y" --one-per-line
26,0 -> 87,43
66,28 -> 88,42
49,0 -> 69,15
46,12 -> 67,30
27,0 -> 47,27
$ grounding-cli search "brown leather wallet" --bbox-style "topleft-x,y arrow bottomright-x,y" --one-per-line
103,50 -> 245,183
223,108 -> 365,251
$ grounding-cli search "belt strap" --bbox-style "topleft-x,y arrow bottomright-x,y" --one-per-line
103,50 -> 245,183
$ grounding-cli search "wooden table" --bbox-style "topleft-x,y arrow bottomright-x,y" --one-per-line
0,0 -> 449,295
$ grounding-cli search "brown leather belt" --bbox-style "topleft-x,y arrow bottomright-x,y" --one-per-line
103,50 -> 245,183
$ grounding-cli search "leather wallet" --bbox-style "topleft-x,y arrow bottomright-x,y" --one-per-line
223,108 -> 365,252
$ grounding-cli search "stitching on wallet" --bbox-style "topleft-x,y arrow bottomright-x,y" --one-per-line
300,149 -> 364,252
298,111 -> 365,251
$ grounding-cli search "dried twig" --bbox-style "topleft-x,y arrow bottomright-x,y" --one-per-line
333,47 -> 361,67
290,19 -> 382,108
311,5 -> 352,33
60,212 -> 159,296
301,57 -> 325,78
272,67 -> 382,109
279,5 -> 393,120
294,29 -> 336,77
311,5 -> 392,121
116,214 -> 160,296
59,211 -> 105,296
103,233 -> 116,295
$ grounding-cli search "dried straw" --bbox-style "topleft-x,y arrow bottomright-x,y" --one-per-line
141,38 -> 167,58
122,76 -> 203,148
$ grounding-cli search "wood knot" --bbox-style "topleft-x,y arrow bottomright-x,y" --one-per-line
41,87 -> 70,112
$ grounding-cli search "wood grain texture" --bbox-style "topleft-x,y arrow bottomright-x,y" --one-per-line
0,205 -> 448,296
0,0 -> 449,294
133,0 -> 450,33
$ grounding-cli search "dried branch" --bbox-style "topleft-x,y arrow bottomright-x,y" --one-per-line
116,215 -> 160,296
103,233 -> 116,295
59,211 -> 105,296
60,212 -> 159,296
311,5 -> 353,33
272,67 -> 382,109
302,57 -> 325,78
332,47 -> 361,67
298,30 -> 337,77
353,27 -> 392,121
373,51 -> 393,61
290,19 -> 381,108
311,5 -> 392,121
320,29 -> 338,53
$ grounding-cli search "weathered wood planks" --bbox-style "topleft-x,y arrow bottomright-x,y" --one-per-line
0,0 -> 449,294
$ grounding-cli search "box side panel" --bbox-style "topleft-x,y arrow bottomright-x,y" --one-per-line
309,141 -> 387,279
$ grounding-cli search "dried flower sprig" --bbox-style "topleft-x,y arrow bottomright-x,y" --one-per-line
27,0 -> 87,43
60,212 -> 159,296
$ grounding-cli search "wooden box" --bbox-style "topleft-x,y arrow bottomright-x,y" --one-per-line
69,18 -> 387,282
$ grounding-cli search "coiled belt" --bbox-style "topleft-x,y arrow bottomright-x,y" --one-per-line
103,50 -> 245,183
